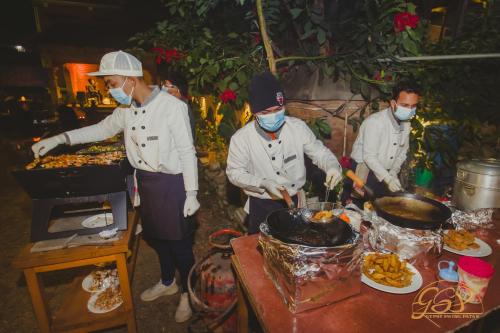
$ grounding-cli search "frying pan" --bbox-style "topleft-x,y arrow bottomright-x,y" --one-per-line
345,170 -> 451,230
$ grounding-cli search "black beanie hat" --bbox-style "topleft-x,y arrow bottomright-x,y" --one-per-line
249,72 -> 285,113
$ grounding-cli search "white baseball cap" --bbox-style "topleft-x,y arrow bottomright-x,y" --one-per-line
88,50 -> 143,77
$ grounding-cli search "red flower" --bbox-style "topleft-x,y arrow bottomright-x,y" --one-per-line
340,156 -> 352,169
220,89 -> 237,103
152,47 -> 183,64
394,12 -> 420,32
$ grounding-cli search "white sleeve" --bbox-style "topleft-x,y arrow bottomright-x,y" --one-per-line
167,102 -> 198,192
361,118 -> 391,181
300,121 -> 341,173
226,135 -> 265,194
65,107 -> 126,145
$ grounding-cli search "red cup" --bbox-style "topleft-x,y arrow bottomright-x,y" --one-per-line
457,256 -> 494,304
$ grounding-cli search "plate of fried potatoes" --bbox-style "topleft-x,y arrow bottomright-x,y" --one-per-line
443,230 -> 492,257
361,252 -> 422,294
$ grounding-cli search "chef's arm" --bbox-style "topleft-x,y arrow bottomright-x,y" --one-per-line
226,138 -> 266,194
301,121 -> 342,174
65,107 -> 126,145
169,103 -> 198,192
361,121 -> 391,181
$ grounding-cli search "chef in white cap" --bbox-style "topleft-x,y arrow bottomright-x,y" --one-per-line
226,72 -> 343,234
31,50 -> 197,322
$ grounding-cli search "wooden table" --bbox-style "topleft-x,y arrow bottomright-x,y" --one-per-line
231,217 -> 500,333
12,211 -> 141,333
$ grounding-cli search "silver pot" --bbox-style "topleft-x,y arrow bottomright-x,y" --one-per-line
452,158 -> 500,211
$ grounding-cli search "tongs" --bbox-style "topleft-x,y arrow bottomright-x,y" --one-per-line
279,188 -> 300,218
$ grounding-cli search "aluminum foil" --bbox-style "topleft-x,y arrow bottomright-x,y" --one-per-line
259,222 -> 362,313
366,213 -> 442,266
449,208 -> 495,230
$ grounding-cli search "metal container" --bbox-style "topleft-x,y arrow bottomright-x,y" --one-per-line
453,159 -> 500,211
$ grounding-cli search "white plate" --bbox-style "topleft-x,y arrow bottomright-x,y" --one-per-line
81,213 -> 113,228
82,269 -> 119,293
87,290 -> 123,314
361,256 -> 423,294
443,231 -> 492,257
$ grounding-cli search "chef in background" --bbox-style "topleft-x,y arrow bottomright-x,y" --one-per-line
226,72 -> 343,234
31,51 -> 198,322
343,80 -> 420,203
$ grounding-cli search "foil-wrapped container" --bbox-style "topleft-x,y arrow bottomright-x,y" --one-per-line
450,208 -> 495,230
259,222 -> 363,313
366,213 -> 442,266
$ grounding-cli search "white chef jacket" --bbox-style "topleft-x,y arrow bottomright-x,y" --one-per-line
65,87 -> 198,192
226,116 -> 341,199
350,108 -> 410,182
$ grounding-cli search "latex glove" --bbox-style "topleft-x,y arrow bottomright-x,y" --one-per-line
384,175 -> 402,192
260,179 -> 285,199
184,191 -> 200,217
324,167 -> 342,190
31,134 -> 66,158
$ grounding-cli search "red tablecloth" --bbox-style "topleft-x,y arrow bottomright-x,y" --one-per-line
231,219 -> 500,333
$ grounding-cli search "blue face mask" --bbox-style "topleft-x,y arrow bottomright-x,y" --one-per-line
394,104 -> 416,121
256,109 -> 286,132
109,77 -> 134,105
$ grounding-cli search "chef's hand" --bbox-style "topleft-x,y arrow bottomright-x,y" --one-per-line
324,167 -> 342,190
384,175 -> 403,192
31,134 -> 67,158
260,179 -> 284,199
184,191 -> 200,217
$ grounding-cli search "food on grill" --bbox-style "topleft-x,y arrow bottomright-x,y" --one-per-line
77,144 -> 125,154
94,286 -> 123,311
25,151 -> 125,169
363,253 -> 414,288
444,230 -> 479,251
312,210 -> 333,221
88,269 -> 118,292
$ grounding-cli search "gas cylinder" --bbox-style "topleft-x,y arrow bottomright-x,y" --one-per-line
188,229 -> 242,333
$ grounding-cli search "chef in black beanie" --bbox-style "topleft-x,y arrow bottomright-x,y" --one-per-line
226,72 -> 343,234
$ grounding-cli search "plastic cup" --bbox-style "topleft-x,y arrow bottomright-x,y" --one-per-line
457,256 -> 494,304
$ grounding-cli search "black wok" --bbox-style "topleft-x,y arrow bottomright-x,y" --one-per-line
346,170 -> 451,230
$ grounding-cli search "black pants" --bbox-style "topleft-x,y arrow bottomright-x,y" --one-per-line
248,195 -> 299,234
341,160 -> 390,207
144,235 -> 195,292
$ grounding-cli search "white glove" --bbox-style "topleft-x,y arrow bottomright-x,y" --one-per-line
260,179 -> 284,199
183,191 -> 200,217
324,167 -> 342,190
384,175 -> 403,192
31,134 -> 67,158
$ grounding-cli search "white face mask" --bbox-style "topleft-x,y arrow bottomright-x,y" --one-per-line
394,104 -> 416,121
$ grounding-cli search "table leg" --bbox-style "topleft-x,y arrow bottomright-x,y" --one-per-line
237,279 -> 249,333
116,253 -> 137,333
24,268 -> 50,333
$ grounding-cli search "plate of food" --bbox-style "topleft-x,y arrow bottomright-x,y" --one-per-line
87,286 -> 123,314
81,213 -> 113,228
82,269 -> 119,293
361,252 -> 422,294
443,230 -> 492,257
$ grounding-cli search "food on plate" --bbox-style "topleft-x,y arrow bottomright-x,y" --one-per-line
25,151 -> 124,169
78,144 -> 125,154
88,269 -> 118,292
339,212 -> 350,224
363,201 -> 373,212
94,286 -> 123,311
444,229 -> 479,251
363,253 -> 414,288
312,210 -> 333,221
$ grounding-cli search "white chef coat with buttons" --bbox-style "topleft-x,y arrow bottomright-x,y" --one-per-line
350,108 -> 410,182
65,87 -> 198,192
226,116 -> 341,199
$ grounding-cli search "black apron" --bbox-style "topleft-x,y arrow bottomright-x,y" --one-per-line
136,169 -> 194,240
248,195 -> 298,234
